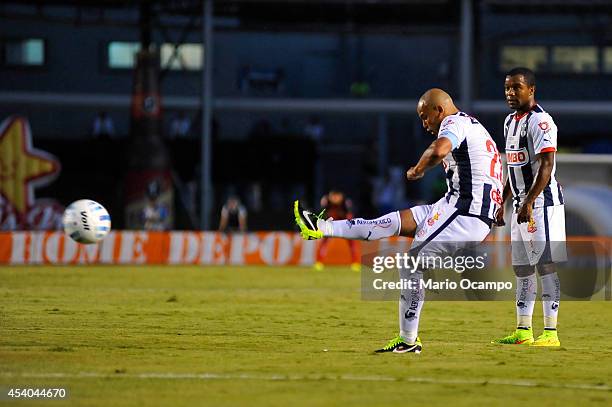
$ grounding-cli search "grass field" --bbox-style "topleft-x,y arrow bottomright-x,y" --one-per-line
1,265 -> 611,406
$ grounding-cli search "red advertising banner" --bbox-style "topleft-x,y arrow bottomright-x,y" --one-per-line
0,231 -> 389,266
1,232 -> 608,267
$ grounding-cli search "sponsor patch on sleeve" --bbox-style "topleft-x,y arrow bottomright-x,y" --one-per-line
537,121 -> 550,132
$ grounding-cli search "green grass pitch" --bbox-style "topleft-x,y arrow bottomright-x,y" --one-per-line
1,266 -> 611,406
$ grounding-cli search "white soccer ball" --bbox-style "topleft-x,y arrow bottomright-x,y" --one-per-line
62,199 -> 111,244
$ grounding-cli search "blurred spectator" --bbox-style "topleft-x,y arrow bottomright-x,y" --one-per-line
304,115 -> 324,142
248,119 -> 273,139
247,183 -> 263,212
142,180 -> 170,230
91,111 -> 115,139
304,115 -> 325,200
315,190 -> 360,272
219,195 -> 248,233
279,117 -> 294,136
169,112 -> 192,138
372,166 -> 408,213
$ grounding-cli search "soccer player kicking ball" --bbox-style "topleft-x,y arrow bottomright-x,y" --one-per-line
491,68 -> 566,347
295,88 -> 504,354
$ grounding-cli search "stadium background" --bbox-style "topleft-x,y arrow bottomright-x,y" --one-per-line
1,0 -> 611,234
0,1 -> 611,406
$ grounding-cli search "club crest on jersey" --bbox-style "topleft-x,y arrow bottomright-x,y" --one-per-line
520,123 -> 528,137
506,147 -> 529,167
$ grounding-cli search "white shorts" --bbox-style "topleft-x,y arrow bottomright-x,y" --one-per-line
510,205 -> 567,266
409,197 -> 492,257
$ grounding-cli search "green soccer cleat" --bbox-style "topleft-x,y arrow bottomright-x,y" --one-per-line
375,335 -> 422,354
491,328 -> 534,345
531,330 -> 561,347
294,200 -> 324,240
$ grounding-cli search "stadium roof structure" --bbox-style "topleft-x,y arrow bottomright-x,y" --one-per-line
5,0 -> 612,33
1,0 -> 460,32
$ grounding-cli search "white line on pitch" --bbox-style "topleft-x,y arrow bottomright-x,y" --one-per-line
0,372 -> 609,392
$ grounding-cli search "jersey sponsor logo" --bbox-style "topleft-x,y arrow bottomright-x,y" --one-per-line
506,147 -> 529,166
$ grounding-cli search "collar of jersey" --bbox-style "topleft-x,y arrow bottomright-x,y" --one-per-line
514,103 -> 539,121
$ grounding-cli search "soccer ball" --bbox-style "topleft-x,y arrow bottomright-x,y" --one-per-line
62,199 -> 112,244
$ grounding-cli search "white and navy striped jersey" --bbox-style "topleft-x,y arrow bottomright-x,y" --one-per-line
503,104 -> 564,210
437,112 -> 504,220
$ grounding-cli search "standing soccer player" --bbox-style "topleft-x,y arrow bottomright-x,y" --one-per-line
492,67 -> 566,347
295,88 -> 503,353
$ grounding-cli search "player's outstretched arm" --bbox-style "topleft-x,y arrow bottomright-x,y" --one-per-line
516,151 -> 555,223
406,137 -> 452,180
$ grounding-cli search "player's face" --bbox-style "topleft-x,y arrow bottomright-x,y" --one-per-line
417,102 -> 443,136
504,75 -> 534,112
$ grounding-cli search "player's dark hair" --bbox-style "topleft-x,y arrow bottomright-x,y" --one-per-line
506,67 -> 536,87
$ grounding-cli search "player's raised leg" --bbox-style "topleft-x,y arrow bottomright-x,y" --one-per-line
294,200 -> 418,241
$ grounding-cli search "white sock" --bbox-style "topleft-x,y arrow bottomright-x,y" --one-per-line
324,211 -> 401,240
540,273 -> 560,329
399,270 -> 424,343
516,274 -> 537,329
